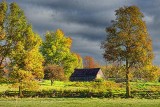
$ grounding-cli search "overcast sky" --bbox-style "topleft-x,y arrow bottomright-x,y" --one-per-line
7,0 -> 160,65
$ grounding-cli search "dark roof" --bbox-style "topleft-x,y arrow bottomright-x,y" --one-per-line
70,68 -> 101,81
71,68 -> 100,77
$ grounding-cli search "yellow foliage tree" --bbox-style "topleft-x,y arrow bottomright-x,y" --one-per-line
0,1 -> 44,96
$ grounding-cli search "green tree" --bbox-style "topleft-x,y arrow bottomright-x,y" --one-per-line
62,52 -> 83,77
41,29 -> 83,78
41,29 -> 72,65
44,64 -> 66,85
101,6 -> 153,97
0,1 -> 44,96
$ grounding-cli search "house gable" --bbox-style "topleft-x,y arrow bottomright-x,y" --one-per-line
96,69 -> 105,79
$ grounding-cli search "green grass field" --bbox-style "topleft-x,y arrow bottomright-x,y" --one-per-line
0,98 -> 160,107
0,81 -> 160,107
1,80 -> 160,92
0,80 -> 93,92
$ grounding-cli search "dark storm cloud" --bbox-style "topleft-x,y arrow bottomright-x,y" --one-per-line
6,0 -> 160,65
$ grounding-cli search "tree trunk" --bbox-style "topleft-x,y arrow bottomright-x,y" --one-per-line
51,79 -> 54,86
19,86 -> 23,97
125,60 -> 131,98
126,71 -> 131,98
0,57 -> 4,67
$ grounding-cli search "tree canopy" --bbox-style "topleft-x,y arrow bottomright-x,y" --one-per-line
44,64 -> 66,86
0,1 -> 44,96
101,5 -> 154,97
83,56 -> 99,68
41,29 -> 83,78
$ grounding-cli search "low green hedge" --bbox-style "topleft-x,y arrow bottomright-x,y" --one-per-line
131,90 -> 160,99
1,89 -> 160,98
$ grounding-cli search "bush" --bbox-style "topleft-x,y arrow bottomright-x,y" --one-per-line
1,89 -> 160,98
44,65 -> 66,85
95,78 -> 104,82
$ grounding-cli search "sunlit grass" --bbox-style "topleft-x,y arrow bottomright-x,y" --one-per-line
0,84 -> 17,92
0,98 -> 160,107
0,80 -> 160,92
130,82 -> 160,91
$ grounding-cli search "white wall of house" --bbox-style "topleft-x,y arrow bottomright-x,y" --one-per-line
96,69 -> 105,79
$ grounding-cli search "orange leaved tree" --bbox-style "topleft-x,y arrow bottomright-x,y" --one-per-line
101,6 -> 153,98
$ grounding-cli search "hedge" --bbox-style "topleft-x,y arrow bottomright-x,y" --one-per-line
1,89 -> 160,99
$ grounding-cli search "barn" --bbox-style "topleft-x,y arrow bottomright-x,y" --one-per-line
70,68 -> 105,81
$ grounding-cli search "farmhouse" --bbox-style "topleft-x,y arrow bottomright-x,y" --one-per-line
70,68 -> 105,81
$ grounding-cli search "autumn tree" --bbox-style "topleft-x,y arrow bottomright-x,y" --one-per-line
7,2 -> 44,77
101,6 -> 153,97
103,63 -> 125,80
41,29 -> 83,78
83,56 -> 99,68
10,70 -> 39,97
0,1 -> 44,96
133,65 -> 160,81
74,53 -> 83,68
44,64 -> 66,85
0,1 -> 8,70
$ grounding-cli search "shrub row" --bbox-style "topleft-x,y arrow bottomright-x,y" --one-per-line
1,89 -> 160,99
132,90 -> 160,99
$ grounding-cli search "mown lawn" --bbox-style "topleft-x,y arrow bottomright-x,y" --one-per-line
0,98 -> 160,107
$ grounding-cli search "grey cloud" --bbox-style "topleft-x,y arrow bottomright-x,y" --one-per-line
6,0 -> 160,65
71,36 -> 105,64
